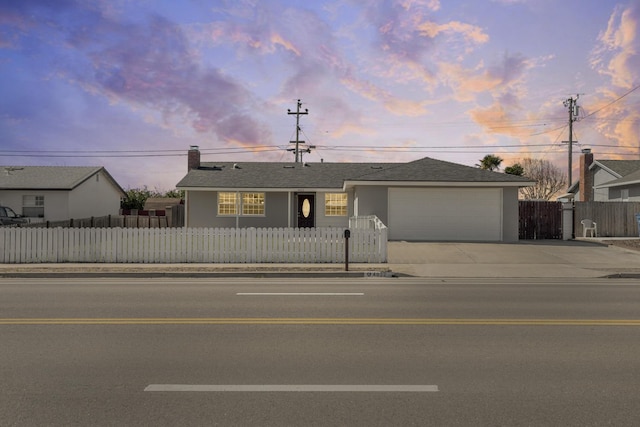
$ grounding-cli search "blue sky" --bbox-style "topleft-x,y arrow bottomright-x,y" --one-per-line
1,0 -> 639,191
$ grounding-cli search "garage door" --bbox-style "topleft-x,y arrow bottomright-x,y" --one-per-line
388,188 -> 502,241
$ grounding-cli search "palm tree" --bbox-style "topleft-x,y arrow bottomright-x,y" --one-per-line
477,154 -> 503,171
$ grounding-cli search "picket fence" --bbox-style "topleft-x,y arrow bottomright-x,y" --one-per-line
0,227 -> 387,264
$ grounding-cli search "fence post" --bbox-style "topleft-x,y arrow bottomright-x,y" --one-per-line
561,200 -> 574,240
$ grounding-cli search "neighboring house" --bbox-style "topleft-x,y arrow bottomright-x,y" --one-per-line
176,146 -> 534,241
143,197 -> 183,211
0,166 -> 126,222
571,149 -> 640,202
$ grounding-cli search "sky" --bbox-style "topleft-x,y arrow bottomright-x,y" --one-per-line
1,0 -> 639,192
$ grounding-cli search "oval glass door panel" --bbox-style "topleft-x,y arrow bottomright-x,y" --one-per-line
302,199 -> 311,218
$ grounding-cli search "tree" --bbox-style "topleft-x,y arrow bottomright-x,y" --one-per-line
164,189 -> 185,199
477,154 -> 503,171
121,187 -> 185,210
120,187 -> 161,210
504,163 -> 524,176
518,158 -> 567,200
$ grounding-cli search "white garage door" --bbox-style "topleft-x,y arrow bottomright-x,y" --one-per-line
388,188 -> 502,241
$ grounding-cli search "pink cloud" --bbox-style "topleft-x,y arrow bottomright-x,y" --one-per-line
441,52 -> 530,104
587,2 -> 640,154
591,2 -> 640,89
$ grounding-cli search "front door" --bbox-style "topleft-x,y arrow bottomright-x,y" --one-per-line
297,194 -> 315,228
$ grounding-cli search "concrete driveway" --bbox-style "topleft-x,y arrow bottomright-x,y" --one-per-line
387,239 -> 640,278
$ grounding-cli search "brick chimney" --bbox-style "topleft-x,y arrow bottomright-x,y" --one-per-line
188,145 -> 200,171
579,148 -> 594,201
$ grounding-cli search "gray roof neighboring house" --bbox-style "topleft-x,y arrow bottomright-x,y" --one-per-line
144,197 -> 183,210
590,160 -> 640,178
176,157 -> 534,190
595,168 -> 640,189
0,166 -> 125,194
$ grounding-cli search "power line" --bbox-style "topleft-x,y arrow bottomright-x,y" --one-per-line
4,141 -> 639,157
581,83 -> 640,120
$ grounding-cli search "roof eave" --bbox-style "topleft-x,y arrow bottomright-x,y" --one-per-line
178,186 -> 343,192
342,180 -> 536,190
595,179 -> 640,189
590,161 -> 623,177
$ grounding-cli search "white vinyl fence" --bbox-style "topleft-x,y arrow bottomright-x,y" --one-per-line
0,227 -> 387,264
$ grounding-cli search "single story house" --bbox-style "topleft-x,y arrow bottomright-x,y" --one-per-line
0,166 -> 126,222
571,149 -> 640,202
176,147 -> 534,241
143,197 -> 183,211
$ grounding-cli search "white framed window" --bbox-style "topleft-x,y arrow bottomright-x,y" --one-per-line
218,192 -> 237,215
622,189 -> 629,202
218,192 -> 265,216
23,195 -> 44,217
242,193 -> 265,215
325,193 -> 347,216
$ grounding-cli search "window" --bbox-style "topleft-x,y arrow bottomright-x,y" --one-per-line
325,193 -> 347,216
242,193 -> 265,215
218,192 -> 265,216
218,192 -> 237,215
23,195 -> 44,217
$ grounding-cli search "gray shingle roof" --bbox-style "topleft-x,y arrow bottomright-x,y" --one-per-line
176,157 -> 532,189
595,168 -> 640,188
346,157 -> 532,183
0,166 -> 123,192
594,160 -> 640,177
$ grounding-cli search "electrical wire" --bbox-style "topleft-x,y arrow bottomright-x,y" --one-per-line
580,83 -> 640,120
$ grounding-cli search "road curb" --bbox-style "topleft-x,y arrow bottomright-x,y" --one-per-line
0,271 -> 403,279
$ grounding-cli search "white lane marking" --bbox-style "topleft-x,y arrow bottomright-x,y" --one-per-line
145,384 -> 438,392
236,292 -> 364,296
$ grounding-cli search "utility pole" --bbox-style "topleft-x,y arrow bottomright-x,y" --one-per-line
287,99 -> 308,163
562,95 -> 580,189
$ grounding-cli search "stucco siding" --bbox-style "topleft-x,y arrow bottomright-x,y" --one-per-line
187,191 -> 290,228
68,172 -> 122,219
186,191 -> 217,227
0,190 -> 69,221
353,186 -> 388,225
0,192 -> 28,216
315,190 -> 352,228
502,187 -> 519,241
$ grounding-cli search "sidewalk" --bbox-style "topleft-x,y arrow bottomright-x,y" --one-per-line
1,239 -> 639,279
386,239 -> 640,278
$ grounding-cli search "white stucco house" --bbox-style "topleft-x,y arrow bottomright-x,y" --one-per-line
176,147 -> 534,242
0,166 -> 126,222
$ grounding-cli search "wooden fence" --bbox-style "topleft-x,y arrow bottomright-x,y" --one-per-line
0,227 -> 387,264
519,201 -> 562,239
16,205 -> 185,229
574,202 -> 640,237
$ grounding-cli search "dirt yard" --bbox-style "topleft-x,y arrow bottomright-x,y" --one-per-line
603,239 -> 640,252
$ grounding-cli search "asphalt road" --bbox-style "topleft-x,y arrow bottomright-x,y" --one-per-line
2,277 -> 640,426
